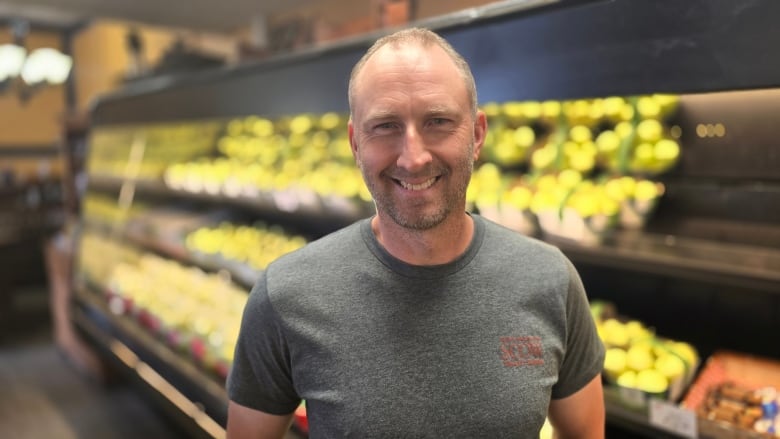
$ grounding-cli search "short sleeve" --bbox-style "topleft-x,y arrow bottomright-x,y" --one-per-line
551,257 -> 605,399
226,272 -> 301,414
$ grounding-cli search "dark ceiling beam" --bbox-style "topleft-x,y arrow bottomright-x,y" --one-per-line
0,16 -> 88,33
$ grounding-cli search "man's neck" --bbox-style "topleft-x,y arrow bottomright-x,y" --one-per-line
371,212 -> 474,266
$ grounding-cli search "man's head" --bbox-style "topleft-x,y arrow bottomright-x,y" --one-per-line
349,28 -> 478,119
347,27 -> 486,231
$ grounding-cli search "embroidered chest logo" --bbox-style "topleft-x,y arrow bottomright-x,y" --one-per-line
499,336 -> 544,367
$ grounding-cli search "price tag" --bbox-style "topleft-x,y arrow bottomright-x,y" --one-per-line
648,398 -> 697,439
618,386 -> 647,409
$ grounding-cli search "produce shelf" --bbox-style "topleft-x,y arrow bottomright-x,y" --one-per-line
551,230 -> 780,294
72,280 -> 228,435
89,175 -> 780,293
82,219 -> 259,289
87,174 -> 373,236
604,394 -> 689,439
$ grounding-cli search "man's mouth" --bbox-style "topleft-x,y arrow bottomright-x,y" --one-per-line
395,176 -> 438,191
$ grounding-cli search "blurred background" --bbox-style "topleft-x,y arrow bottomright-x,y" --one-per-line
0,1 -> 778,438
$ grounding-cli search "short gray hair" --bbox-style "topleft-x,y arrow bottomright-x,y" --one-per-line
348,27 -> 478,117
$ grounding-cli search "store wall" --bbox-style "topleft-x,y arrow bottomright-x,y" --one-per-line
415,0 -> 500,19
0,27 -> 65,145
0,27 -> 67,181
71,20 -> 178,114
1,20 -> 207,182
268,0 -> 498,25
267,0 -> 498,45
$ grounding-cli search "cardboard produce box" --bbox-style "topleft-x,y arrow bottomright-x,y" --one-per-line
682,351 -> 780,438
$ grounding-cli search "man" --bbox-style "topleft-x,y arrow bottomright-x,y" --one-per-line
227,27 -> 605,438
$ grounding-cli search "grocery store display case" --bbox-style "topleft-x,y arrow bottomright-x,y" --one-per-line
72,1 -> 780,438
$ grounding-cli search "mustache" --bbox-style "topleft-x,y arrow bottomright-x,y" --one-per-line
385,166 -> 448,179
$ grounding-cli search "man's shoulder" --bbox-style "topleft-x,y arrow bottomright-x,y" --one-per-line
260,219 -> 369,310
479,215 -> 560,254
269,220 -> 364,272
476,215 -> 572,277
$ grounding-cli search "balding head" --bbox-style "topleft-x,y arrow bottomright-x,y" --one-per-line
348,28 -> 478,118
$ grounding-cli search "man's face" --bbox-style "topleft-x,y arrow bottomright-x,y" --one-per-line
349,43 -> 486,230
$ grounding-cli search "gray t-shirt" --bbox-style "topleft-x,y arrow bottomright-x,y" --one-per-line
228,215 -> 604,438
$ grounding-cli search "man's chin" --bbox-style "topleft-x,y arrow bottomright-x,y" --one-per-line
384,209 -> 449,231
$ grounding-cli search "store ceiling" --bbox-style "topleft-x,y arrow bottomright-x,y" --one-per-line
0,0 -> 319,33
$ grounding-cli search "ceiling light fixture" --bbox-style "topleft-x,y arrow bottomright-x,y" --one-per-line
0,20 -> 73,102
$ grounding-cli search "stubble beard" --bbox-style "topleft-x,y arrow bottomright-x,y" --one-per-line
359,142 -> 475,231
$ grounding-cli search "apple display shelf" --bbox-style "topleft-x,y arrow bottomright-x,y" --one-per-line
73,283 -> 228,439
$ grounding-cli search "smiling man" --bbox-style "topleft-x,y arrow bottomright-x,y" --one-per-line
348,30 -> 483,265
227,28 -> 605,439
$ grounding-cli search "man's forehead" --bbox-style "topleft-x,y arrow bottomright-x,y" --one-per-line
366,43 -> 423,69
359,43 -> 453,82
375,41 -> 442,60
351,42 -> 466,115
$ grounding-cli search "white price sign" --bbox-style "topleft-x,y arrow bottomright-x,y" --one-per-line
648,398 -> 698,438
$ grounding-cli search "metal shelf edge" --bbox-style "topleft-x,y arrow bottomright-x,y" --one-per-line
72,307 -> 226,439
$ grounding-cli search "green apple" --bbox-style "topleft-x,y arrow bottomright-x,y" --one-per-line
636,369 -> 669,394
626,344 -> 654,371
654,353 -> 686,381
604,348 -> 628,379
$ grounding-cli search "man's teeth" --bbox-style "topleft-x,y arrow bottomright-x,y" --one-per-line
399,177 -> 436,191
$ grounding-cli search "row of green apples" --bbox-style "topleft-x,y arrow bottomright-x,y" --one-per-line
79,226 -> 245,381
163,112 -> 365,203
81,192 -> 308,275
79,229 -> 142,287
163,156 -> 372,204
78,219 -> 305,381
82,193 -> 150,226
591,301 -> 700,401
469,165 -> 665,239
167,95 -> 679,188
481,94 -> 681,177
89,122 -> 222,179
163,157 -> 663,245
88,113 -> 348,181
184,221 -> 308,272
484,94 -> 678,128
218,112 -> 353,165
106,252 -> 248,381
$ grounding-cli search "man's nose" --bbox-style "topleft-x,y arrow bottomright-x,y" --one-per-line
397,126 -> 433,170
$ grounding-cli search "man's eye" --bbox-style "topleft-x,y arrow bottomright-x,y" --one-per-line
428,118 -> 451,128
373,122 -> 399,133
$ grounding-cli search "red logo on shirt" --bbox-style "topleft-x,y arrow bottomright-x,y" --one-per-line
499,336 -> 544,367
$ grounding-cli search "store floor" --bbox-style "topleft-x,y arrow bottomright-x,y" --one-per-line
0,284 -> 189,439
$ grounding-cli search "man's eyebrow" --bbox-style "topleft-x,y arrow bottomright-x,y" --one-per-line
425,107 -> 456,116
424,106 -> 461,119
361,111 -> 398,128
425,104 -> 452,113
364,109 -> 397,120
361,105 -> 459,125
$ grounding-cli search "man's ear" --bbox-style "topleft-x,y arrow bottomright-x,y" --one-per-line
348,118 -> 361,165
473,110 -> 488,161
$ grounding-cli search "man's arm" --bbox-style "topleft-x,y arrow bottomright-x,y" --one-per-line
226,400 -> 295,439
547,374 -> 605,439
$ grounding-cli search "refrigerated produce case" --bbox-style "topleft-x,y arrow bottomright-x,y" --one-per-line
72,1 -> 780,437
